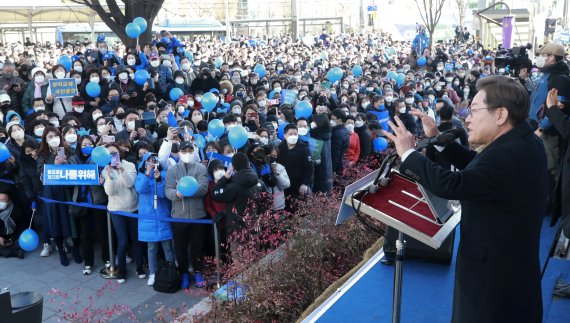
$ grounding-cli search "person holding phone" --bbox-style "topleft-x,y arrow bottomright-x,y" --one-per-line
115,109 -> 155,144
102,143 -> 143,283
36,126 -> 81,266
0,190 -> 25,259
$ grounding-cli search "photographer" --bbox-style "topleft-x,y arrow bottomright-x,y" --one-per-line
115,109 -> 155,144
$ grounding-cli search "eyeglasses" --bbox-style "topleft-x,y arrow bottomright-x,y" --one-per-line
467,106 -> 490,117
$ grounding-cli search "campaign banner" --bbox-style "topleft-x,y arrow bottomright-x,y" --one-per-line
207,152 -> 232,168
49,78 -> 78,98
502,16 -> 514,49
43,164 -> 99,185
308,137 -> 324,161
280,89 -> 297,106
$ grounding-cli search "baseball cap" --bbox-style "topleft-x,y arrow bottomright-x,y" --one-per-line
539,43 -> 565,57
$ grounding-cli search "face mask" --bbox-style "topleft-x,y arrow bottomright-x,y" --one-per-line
179,152 -> 192,163
100,48 -> 108,54
442,94 -> 449,100
34,127 -> 45,137
428,95 -> 435,101
11,130 -> 24,140
195,96 -> 202,102
405,98 -> 414,104
437,66 -> 444,71
129,73 -> 135,80
74,77 -> 82,84
74,107 -> 84,113
385,96 -> 393,103
286,135 -> 298,145
434,85 -> 442,91
453,81 -> 460,86
47,137 -> 60,148
74,66 -> 83,73
225,153 -> 234,158
310,121 -> 317,129
259,137 -> 269,145
532,72 -> 538,78
361,101 -> 370,109
163,60 -> 172,67
298,127 -> 309,136
213,169 -> 225,180
50,120 -> 60,127
55,71 -> 65,79
118,73 -> 128,81
90,77 -> 100,83
263,83 -> 270,90
536,56 -> 546,68
345,124 -> 355,132
81,146 -> 94,156
445,77 -> 453,82
458,72 -> 465,77
34,105 -> 45,112
355,120 -> 365,128
175,77 -> 184,84
273,87 -> 282,93
150,60 -> 160,67
258,100 -> 266,107
330,120 -> 337,127
97,125 -> 107,134
0,202 -> 7,210
232,108 -> 242,115
65,133 -> 78,143
399,107 -> 407,114
35,75 -> 45,83
127,59 -> 136,66
127,120 -> 136,130
181,63 -> 191,71
366,87 -> 374,92
253,150 -> 266,160
92,113 -> 102,121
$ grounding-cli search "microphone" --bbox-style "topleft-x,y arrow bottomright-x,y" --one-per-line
415,128 -> 461,151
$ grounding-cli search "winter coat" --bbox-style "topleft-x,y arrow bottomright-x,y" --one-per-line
277,140 -> 314,197
212,167 -> 263,234
103,160 -> 138,213
46,83 -> 73,118
135,153 -> 173,242
68,154 -> 108,205
355,125 -> 372,162
547,106 -> 570,236
21,81 -> 48,114
164,161 -> 209,219
18,152 -> 42,202
270,163 -> 290,211
331,124 -> 349,175
205,180 -> 225,217
346,131 -> 360,165
530,60 -> 570,130
310,127 -> 333,193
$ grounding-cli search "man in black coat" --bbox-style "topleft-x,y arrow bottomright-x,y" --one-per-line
277,124 -> 314,199
385,76 -> 547,323
330,109 -> 349,175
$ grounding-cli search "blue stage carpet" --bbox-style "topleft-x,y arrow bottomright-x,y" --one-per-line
542,258 -> 570,322
313,216 -> 562,323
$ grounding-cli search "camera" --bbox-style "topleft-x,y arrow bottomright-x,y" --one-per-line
494,43 -> 533,77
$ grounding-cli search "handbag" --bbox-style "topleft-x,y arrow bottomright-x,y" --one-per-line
68,186 -> 88,218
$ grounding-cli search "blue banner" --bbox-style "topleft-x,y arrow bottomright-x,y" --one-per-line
206,152 -> 232,168
280,89 -> 297,106
43,164 -> 100,185
49,78 -> 78,98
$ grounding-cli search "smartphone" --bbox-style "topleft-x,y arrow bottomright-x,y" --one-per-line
57,147 -> 66,160
104,116 -> 113,124
135,120 -> 143,130
267,99 -> 279,106
111,152 -> 120,167
178,95 -> 188,105
101,135 -> 115,143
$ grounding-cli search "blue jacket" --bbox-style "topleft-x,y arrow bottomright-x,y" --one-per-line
529,60 -> 570,130
135,153 -> 173,242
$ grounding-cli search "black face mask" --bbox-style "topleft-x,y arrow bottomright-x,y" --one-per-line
115,113 -> 125,120
268,157 -> 277,164
253,150 -> 266,161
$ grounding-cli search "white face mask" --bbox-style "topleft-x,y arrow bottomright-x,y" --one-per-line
310,122 -> 317,129
298,127 -> 309,136
355,120 -> 365,128
74,66 -> 83,73
263,83 -> 270,90
428,95 -> 435,101
175,77 -> 184,84
177,106 -> 185,114
385,96 -> 393,103
192,115 -> 202,123
65,133 -> 77,143
181,63 -> 191,71
55,71 -> 65,79
188,100 -> 195,107
273,87 -> 281,93
434,85 -> 442,91
399,107 -> 407,114
195,96 -> 202,102
97,125 -> 106,134
259,137 -> 268,145
35,75 -> 45,83
437,66 -> 444,71
330,120 -> 337,127
34,105 -> 45,112
90,77 -> 100,84
345,124 -> 355,133
361,101 -> 369,109
127,59 -> 136,66
34,127 -> 45,137
179,152 -> 192,163
225,153 -> 234,158
150,60 -> 160,67
405,98 -> 414,104
163,60 -> 172,67
445,77 -> 453,82
0,201 -> 7,210
127,120 -> 136,131
286,135 -> 298,145
11,129 -> 24,140
92,113 -> 102,121
213,169 -> 225,180
47,137 -> 60,148
74,107 -> 84,113
118,73 -> 128,81
453,81 -> 460,86
536,56 -> 546,68
50,120 -> 60,127
232,108 -> 242,115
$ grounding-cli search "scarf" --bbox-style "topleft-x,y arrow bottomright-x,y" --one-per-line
0,202 -> 15,235
34,81 -> 43,98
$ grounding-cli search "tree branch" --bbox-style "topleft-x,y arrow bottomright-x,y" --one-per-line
414,0 -> 429,28
106,0 -> 126,25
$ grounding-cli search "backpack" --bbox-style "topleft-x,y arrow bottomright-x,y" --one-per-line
153,262 -> 181,293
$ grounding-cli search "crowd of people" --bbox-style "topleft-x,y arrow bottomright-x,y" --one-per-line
0,26 -> 568,291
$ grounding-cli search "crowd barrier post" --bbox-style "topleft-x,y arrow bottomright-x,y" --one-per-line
100,211 -> 118,279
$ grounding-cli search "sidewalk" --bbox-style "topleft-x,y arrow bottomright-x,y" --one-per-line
0,247 -> 209,322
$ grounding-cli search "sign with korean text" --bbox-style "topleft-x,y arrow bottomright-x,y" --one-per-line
280,89 -> 297,106
206,152 -> 232,168
43,164 -> 100,185
49,78 -> 78,98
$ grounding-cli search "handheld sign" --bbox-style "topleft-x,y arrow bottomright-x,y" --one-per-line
49,78 -> 78,98
43,164 -> 99,185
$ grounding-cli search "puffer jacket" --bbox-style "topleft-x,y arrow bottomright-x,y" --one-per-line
135,153 -> 172,242
103,160 -> 138,212
164,161 -> 209,219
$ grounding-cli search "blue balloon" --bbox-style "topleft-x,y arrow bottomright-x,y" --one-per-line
352,65 -> 363,77
193,134 -> 206,149
386,71 -> 398,80
0,143 -> 10,162
214,57 -> 223,68
396,73 -> 406,86
202,92 -> 217,112
208,119 -> 225,138
327,67 -> 344,83
184,50 -> 194,62
253,64 -> 266,78
295,101 -> 313,119
125,23 -> 141,39
19,228 -> 39,252
86,82 -> 101,97
228,125 -> 248,149
417,56 -> 427,66
277,122 -> 289,140
170,88 -> 184,101
133,17 -> 147,33
178,176 -> 199,197
373,137 -> 388,152
58,55 -> 72,72
134,70 -> 150,86
91,146 -> 111,166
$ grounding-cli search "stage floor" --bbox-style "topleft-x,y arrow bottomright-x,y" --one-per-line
303,216 -> 569,323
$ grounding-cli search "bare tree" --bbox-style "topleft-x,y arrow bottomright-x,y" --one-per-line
455,0 -> 468,28
414,0 -> 446,52
68,0 -> 165,48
